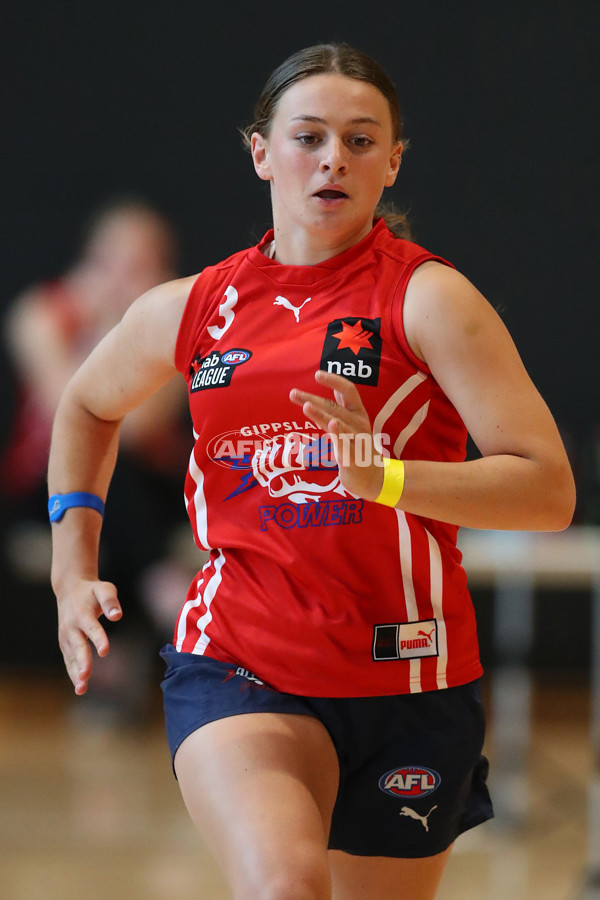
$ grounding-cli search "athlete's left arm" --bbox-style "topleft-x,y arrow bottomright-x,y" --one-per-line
393,261 -> 575,530
291,263 -> 575,531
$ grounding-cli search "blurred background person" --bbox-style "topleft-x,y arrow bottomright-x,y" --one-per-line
0,196 -> 197,724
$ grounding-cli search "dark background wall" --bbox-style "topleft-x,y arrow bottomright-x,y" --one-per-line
3,1 -> 598,436
2,0 -> 599,670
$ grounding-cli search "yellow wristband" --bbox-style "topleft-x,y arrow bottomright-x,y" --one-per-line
374,458 -> 405,507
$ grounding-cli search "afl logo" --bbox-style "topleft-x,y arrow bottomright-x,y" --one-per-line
222,349 -> 251,365
379,766 -> 441,799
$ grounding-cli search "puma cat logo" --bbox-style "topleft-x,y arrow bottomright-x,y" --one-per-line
399,805 -> 438,831
274,295 -> 312,323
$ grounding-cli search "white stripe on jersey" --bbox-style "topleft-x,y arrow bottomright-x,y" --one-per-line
372,372 -> 428,445
175,572 -> 204,651
192,549 -> 226,653
377,377 -> 447,693
395,510 -> 422,692
174,551 -> 227,653
394,401 -> 430,459
426,529 -> 448,689
187,445 -> 211,550
175,443 -> 221,652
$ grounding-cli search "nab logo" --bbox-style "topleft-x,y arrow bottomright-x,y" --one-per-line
379,766 -> 441,799
320,317 -> 382,386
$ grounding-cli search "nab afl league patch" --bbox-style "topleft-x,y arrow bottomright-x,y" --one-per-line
320,317 -> 382,386
189,349 -> 252,392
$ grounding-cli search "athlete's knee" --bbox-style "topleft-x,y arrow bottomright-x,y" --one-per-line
233,853 -> 331,900
235,879 -> 330,900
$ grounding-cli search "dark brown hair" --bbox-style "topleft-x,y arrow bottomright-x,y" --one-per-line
242,43 -> 411,239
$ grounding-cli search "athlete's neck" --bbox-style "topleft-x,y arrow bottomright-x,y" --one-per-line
269,221 -> 373,266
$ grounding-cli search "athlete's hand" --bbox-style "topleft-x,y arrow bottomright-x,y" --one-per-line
56,579 -> 122,695
289,370 -> 385,501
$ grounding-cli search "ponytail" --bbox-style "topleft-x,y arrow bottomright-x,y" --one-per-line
375,201 -> 412,240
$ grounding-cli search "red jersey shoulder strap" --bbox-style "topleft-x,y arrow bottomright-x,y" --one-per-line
174,248 -> 250,376
382,240 -> 454,374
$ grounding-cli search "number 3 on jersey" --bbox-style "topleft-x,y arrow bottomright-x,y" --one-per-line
208,285 -> 238,339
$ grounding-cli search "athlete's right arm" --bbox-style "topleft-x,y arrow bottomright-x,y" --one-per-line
48,275 -> 196,695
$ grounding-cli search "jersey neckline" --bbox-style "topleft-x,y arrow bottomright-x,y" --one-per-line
247,218 -> 390,287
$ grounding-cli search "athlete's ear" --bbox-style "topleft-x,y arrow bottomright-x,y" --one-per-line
251,132 -> 272,181
384,142 -> 403,187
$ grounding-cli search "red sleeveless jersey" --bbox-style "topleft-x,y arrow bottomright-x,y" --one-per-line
173,220 -> 483,696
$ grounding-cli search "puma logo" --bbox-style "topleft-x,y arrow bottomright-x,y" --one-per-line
274,295 -> 312,323
417,628 -> 435,643
399,805 -> 438,831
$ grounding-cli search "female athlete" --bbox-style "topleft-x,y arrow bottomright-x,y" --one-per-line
48,43 -> 575,899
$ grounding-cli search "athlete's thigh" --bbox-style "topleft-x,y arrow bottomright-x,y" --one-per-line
329,846 -> 453,900
175,711 -> 340,896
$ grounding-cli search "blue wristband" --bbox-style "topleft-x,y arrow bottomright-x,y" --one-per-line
48,492 -> 105,523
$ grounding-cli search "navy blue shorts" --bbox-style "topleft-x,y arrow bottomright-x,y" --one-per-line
160,644 -> 493,858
